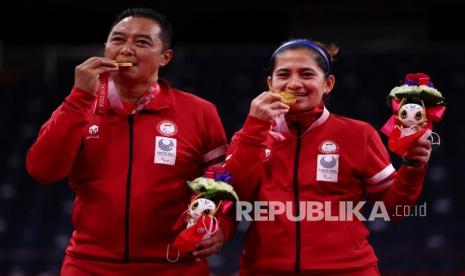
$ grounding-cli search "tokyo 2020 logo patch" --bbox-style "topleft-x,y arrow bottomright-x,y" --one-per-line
320,155 -> 337,168
158,138 -> 175,151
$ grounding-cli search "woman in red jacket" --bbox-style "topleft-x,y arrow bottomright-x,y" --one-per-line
225,39 -> 432,275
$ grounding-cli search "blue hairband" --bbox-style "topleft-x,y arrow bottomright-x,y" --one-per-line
271,40 -> 332,73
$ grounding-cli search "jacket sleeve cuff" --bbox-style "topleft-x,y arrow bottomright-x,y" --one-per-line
395,165 -> 427,195
398,165 -> 427,184
64,86 -> 97,111
237,115 -> 271,145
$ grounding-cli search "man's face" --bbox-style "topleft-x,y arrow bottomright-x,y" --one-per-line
105,16 -> 172,84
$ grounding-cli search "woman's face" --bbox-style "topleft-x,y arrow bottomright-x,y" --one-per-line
268,48 -> 335,112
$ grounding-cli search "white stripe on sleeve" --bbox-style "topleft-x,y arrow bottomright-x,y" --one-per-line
366,164 -> 395,185
203,145 -> 227,163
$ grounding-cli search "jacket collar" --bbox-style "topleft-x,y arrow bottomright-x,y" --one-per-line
270,106 -> 330,141
144,78 -> 172,112
107,77 -> 172,114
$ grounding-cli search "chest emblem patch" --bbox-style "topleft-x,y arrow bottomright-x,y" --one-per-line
154,136 -> 177,165
316,154 -> 339,182
157,120 -> 178,137
319,140 -> 339,154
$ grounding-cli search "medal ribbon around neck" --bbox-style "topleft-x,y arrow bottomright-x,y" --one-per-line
95,74 -> 159,115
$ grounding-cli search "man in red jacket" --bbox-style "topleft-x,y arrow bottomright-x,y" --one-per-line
26,8 -> 232,275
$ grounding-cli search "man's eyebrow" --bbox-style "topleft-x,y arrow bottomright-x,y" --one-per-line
109,32 -> 153,41
135,34 -> 153,41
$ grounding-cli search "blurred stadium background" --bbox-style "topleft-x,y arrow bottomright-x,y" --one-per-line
0,1 -> 464,275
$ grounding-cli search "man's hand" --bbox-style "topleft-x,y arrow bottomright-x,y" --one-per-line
192,229 -> 224,257
75,57 -> 119,96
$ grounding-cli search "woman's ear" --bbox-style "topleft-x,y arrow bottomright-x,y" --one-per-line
325,75 -> 336,95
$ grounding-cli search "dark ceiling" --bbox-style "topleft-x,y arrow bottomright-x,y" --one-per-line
0,1 -> 463,45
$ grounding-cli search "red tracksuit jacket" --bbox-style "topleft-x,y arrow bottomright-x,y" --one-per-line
225,107 -> 427,274
26,78 -> 231,273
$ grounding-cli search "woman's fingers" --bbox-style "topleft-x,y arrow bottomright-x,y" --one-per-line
250,91 -> 289,121
404,136 -> 432,167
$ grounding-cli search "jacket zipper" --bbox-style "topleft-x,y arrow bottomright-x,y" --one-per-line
124,114 -> 135,262
293,125 -> 302,273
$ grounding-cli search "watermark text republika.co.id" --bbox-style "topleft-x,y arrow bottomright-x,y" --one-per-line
235,201 -> 427,222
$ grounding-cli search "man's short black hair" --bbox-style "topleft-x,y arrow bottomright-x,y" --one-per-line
111,8 -> 173,50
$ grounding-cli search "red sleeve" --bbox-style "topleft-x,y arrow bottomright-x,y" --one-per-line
201,103 -> 227,168
364,128 -> 427,220
26,87 -> 96,184
224,115 -> 270,202
369,166 -> 427,220
363,129 -> 396,194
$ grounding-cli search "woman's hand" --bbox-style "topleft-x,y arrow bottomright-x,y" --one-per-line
249,91 -> 290,122
403,134 -> 432,168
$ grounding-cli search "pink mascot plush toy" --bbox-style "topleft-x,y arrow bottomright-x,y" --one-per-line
381,73 -> 446,159
166,167 -> 237,262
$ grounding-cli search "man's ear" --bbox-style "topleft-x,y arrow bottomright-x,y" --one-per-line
267,76 -> 273,90
160,49 -> 173,67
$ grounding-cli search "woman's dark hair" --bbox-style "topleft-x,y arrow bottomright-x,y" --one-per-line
269,38 -> 339,77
